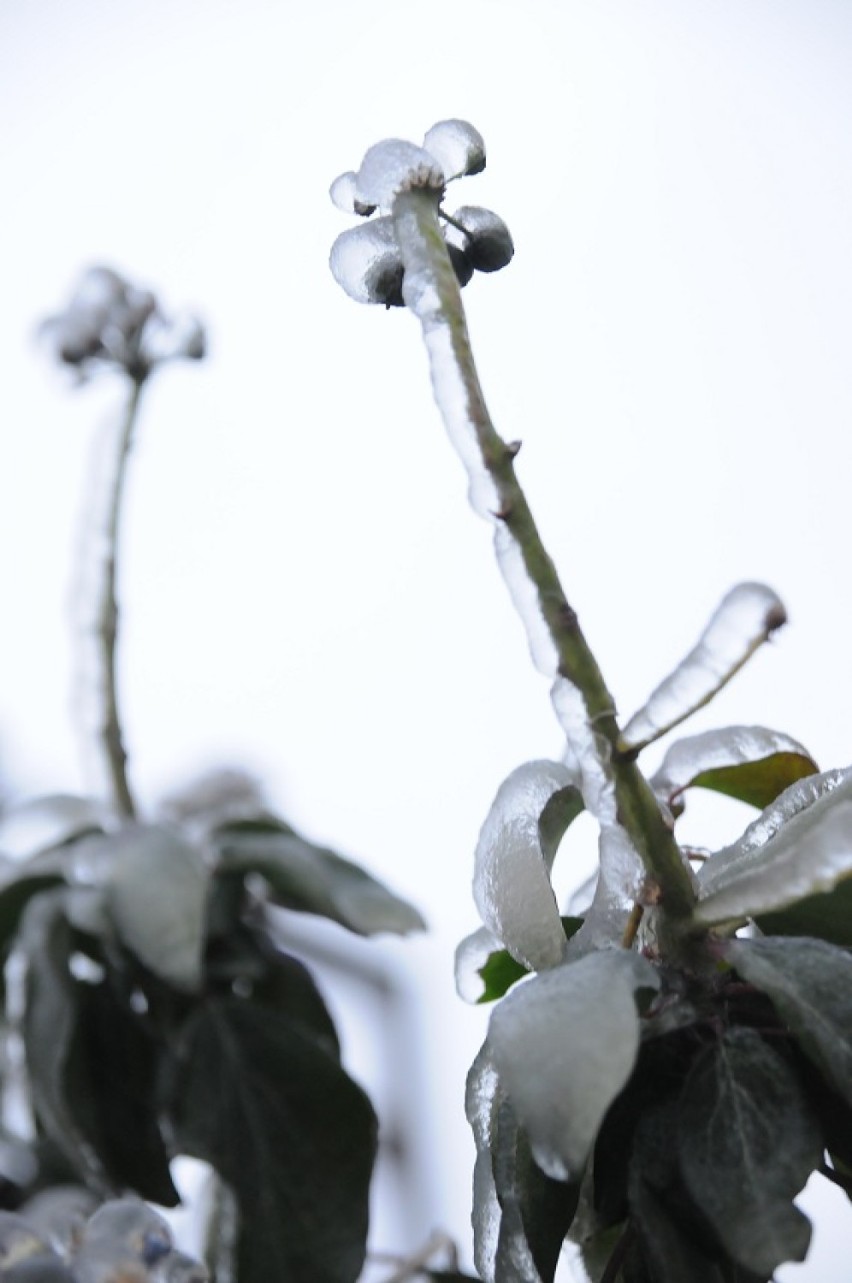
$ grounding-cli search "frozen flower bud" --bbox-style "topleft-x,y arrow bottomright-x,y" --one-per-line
329,171 -> 376,217
423,119 -> 486,179
450,205 -> 514,272
355,139 -> 444,210
330,218 -> 405,307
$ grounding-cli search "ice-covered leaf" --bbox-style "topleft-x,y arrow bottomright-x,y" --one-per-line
356,139 -> 444,210
476,921 -> 584,1005
329,219 -> 405,307
725,936 -> 852,1107
677,1027 -> 820,1276
448,206 -> 514,272
652,725 -> 817,811
0,794 -> 104,860
488,950 -> 659,1180
19,892 -> 108,1190
212,818 -> 424,936
166,996 -> 376,1283
466,1046 -> 502,1283
0,850 -> 67,955
106,825 -> 209,992
694,767 -> 852,927
492,1099 -> 580,1283
65,977 -> 179,1205
473,761 -> 576,972
621,583 -> 787,752
423,120 -> 486,178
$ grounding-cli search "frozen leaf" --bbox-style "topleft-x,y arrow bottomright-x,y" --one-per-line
475,920 -> 583,1005
449,206 -> 514,272
488,950 -> 659,1180
212,818 -> 424,936
492,1099 -> 580,1283
19,893 -> 108,1190
107,825 -> 210,992
621,583 -> 787,752
473,761 -> 575,972
677,1027 -> 819,1276
694,767 -> 852,927
166,997 -> 376,1283
755,876 -> 852,945
0,795 -> 104,861
725,936 -> 852,1106
329,219 -> 405,307
466,1045 -> 502,1283
651,725 -> 817,811
356,139 -> 444,210
423,120 -> 486,178
455,925 -> 507,1003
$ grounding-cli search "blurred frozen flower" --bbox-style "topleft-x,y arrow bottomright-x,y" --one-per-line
40,266 -> 206,382
329,119 -> 512,308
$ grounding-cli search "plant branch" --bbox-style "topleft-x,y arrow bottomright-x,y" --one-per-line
89,374 -> 144,818
391,187 -> 695,919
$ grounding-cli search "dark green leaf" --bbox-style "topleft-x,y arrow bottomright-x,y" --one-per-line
476,919 -> 582,1004
166,996 -> 377,1283
492,1100 -> 580,1283
213,819 -> 425,936
755,874 -> 852,946
651,727 -> 817,812
725,936 -> 852,1107
107,825 -> 210,993
537,787 -> 584,864
677,1027 -> 820,1276
65,979 -> 178,1205
19,893 -> 109,1192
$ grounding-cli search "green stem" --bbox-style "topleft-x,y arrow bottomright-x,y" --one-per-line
94,375 -> 144,819
391,187 -> 695,919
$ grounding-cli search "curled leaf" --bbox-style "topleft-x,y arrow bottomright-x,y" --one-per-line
621,583 -> 786,753
473,761 -> 578,973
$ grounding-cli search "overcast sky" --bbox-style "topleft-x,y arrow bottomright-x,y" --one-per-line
2,1 -> 851,1276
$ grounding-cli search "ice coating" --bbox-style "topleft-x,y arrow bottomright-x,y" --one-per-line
465,1045 -> 502,1282
450,205 -> 514,272
473,760 -> 573,972
454,924 -> 504,1002
695,766 -> 852,924
329,219 -> 404,306
330,171 -> 358,213
487,950 -> 659,1180
652,724 -> 815,806
355,139 -> 444,210
422,119 -> 486,179
495,525 -> 559,675
621,582 -> 787,750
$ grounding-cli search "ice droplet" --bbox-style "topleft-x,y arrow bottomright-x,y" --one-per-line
473,760 -> 573,972
449,205 -> 514,272
329,219 -> 405,307
355,139 -> 444,210
329,170 -> 376,217
622,582 -> 786,750
423,119 -> 486,179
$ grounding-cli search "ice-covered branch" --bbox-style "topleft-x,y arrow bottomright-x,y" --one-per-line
390,186 -> 695,919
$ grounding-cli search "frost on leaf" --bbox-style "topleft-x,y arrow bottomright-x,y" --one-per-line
651,725 -> 817,812
487,950 -> 659,1181
329,219 -> 405,307
355,139 -> 444,210
423,119 -> 486,179
621,583 -> 787,752
694,766 -> 852,927
472,761 -> 575,973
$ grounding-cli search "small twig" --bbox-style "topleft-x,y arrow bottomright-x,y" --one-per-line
621,903 -> 644,949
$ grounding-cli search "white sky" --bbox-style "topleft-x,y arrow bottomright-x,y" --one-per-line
1,0 -> 852,1277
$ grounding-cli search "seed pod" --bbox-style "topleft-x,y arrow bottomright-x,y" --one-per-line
423,119 -> 486,179
330,219 -> 405,307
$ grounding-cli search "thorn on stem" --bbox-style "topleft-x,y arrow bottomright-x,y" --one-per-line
505,439 -> 522,458
491,503 -> 514,522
